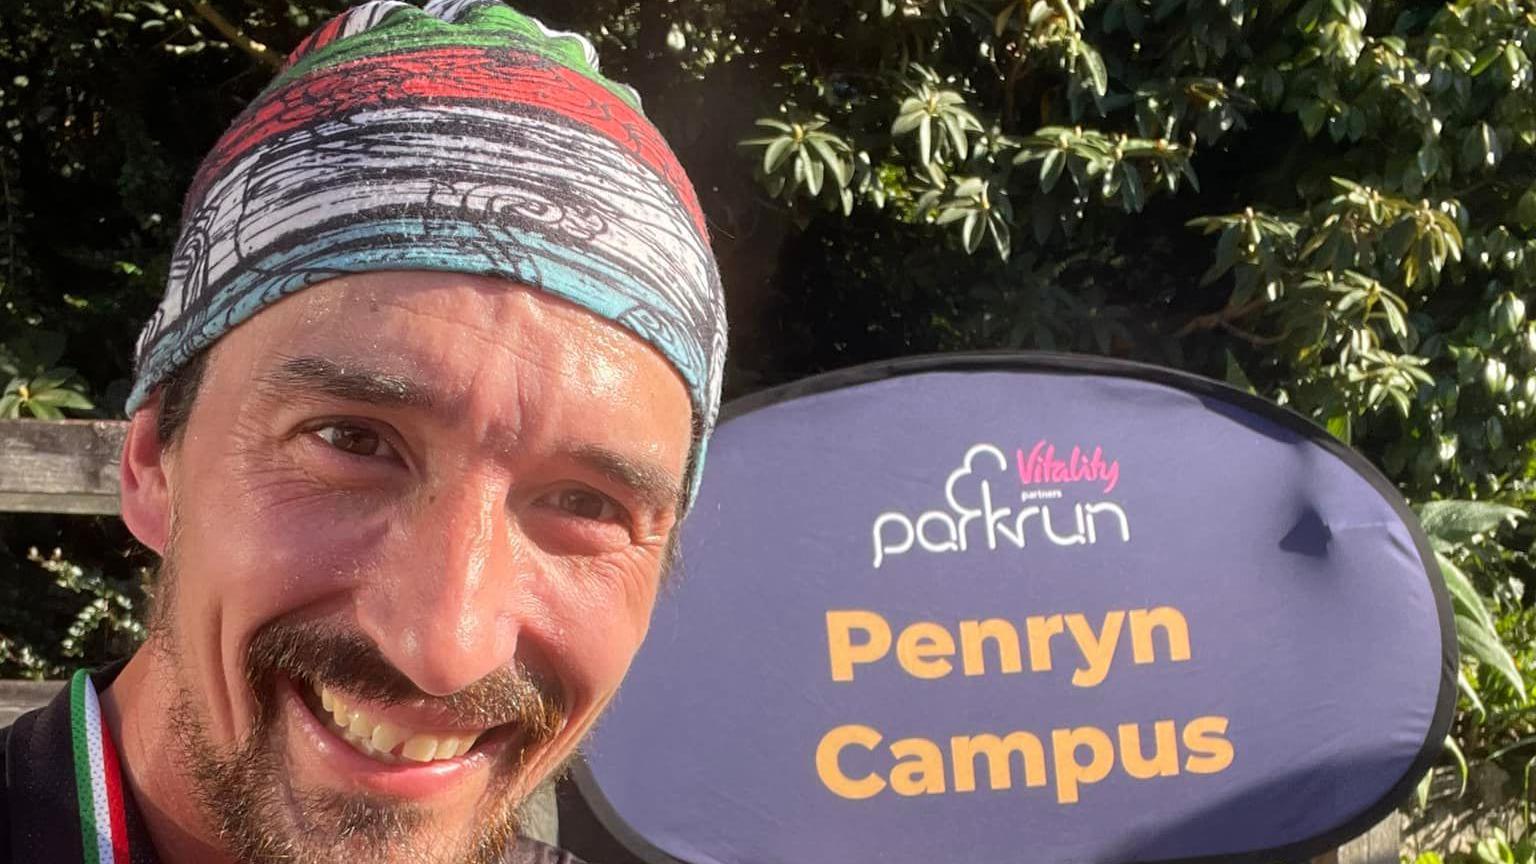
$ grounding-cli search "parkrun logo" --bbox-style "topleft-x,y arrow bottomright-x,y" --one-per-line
872,443 -> 1130,569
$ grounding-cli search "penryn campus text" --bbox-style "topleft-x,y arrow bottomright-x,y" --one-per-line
814,443 -> 1234,807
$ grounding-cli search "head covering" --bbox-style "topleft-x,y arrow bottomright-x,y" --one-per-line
127,0 -> 726,502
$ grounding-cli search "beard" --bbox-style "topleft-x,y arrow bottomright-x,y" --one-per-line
149,555 -> 568,864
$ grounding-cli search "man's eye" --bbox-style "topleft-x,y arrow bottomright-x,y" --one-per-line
542,488 -> 625,523
312,423 -> 397,459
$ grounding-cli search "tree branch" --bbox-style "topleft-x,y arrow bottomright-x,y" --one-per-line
0,150 -> 16,296
1175,296 -> 1267,338
184,1 -> 284,71
1220,319 -> 1289,346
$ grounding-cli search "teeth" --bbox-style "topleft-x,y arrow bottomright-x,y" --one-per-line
310,682 -> 481,765
370,722 -> 409,754
402,735 -> 440,762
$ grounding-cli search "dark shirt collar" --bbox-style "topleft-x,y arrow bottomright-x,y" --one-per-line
4,661 -> 158,863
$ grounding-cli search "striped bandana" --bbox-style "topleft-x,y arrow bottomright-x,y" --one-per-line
126,0 -> 727,501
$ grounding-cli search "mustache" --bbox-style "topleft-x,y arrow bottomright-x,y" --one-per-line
244,622 -> 566,739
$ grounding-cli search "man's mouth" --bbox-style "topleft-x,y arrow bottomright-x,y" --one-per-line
300,681 -> 489,765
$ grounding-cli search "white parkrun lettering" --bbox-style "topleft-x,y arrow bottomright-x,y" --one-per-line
871,443 -> 1131,569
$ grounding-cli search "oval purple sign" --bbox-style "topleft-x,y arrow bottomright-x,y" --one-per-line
577,354 -> 1454,864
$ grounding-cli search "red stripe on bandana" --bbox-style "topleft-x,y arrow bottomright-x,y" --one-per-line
193,46 -> 706,235
97,711 -> 130,862
282,13 -> 350,69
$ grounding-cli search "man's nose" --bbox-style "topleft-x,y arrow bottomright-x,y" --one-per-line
356,476 -> 525,696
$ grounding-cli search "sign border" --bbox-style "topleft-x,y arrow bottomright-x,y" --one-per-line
573,350 -> 1458,864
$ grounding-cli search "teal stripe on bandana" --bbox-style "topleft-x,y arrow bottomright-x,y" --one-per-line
130,216 -> 709,415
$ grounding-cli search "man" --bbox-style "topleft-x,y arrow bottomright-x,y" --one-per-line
0,1 -> 726,862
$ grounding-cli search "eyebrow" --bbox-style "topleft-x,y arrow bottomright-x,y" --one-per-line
258,355 -> 434,410
563,442 -> 686,516
259,355 -> 685,513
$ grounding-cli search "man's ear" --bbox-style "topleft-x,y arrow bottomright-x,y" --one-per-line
119,393 -> 173,554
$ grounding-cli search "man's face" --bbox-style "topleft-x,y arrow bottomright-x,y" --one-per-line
143,271 -> 693,863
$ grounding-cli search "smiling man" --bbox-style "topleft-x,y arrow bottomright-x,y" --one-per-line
0,2 -> 725,863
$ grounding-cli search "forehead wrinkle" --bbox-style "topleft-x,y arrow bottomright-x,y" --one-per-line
370,280 -> 638,353
378,302 -> 661,443
373,295 -> 600,383
367,304 -> 579,450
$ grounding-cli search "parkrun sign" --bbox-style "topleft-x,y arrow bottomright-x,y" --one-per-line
576,354 -> 1455,864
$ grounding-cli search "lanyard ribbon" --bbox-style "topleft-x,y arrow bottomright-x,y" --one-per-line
68,669 -> 130,864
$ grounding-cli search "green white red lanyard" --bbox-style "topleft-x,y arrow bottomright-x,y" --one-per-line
68,669 -> 130,864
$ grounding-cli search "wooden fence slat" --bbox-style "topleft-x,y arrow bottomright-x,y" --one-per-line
0,679 -> 62,727
1315,812 -> 1402,864
0,419 -> 126,514
1343,813 -> 1402,864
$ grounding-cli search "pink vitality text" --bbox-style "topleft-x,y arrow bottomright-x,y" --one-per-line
1016,441 -> 1121,493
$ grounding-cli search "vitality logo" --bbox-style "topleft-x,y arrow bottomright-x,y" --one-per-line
1016,441 -> 1120,494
